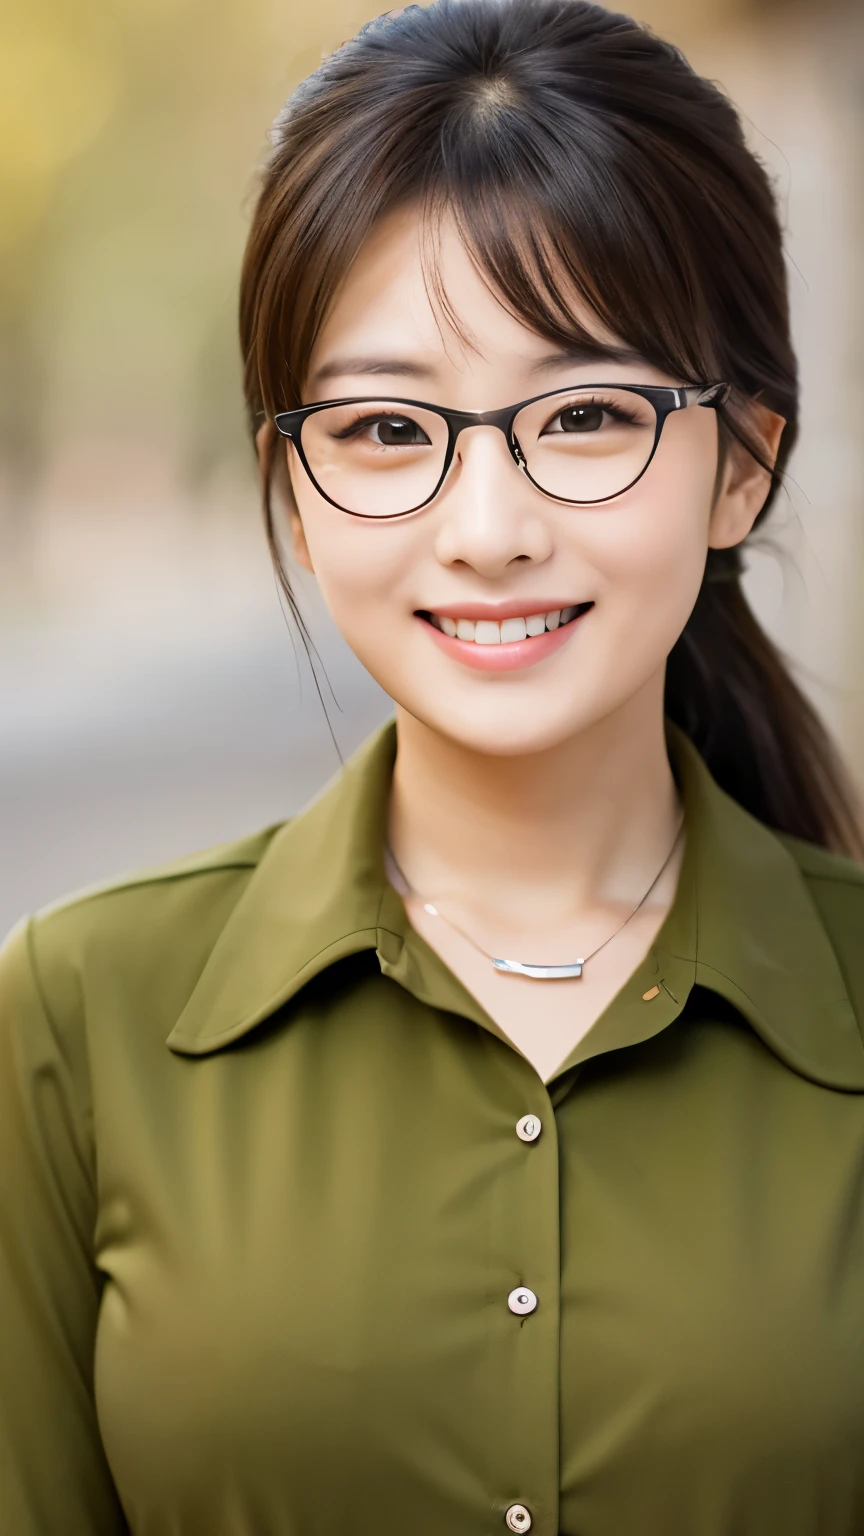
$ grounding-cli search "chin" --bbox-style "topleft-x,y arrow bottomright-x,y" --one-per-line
400,695 -> 605,759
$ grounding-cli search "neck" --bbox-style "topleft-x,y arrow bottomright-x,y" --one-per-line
388,678 -> 680,925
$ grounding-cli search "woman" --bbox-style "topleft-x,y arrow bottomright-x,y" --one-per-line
3,2 -> 864,1532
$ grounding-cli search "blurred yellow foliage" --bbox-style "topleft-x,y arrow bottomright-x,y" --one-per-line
0,0 -> 405,554
0,22 -> 120,250
0,26 -> 121,180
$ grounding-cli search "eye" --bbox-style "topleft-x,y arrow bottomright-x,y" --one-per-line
541,396 -> 642,435
338,413 -> 432,447
553,403 -> 604,434
373,416 -> 431,447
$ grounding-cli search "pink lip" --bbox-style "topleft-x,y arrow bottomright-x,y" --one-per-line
419,610 -> 591,672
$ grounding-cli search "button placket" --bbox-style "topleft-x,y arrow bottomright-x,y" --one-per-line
488,1071 -> 560,1536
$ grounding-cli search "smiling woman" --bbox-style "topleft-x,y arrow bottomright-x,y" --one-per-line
243,5 -> 857,851
5,3 -> 864,1535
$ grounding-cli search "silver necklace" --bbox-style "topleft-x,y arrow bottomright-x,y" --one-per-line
386,818 -> 684,980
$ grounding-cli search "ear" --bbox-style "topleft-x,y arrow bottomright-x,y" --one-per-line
255,419 -> 315,574
289,506 -> 315,573
708,402 -> 787,550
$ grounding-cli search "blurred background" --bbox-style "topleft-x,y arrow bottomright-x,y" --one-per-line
1,0 -> 862,937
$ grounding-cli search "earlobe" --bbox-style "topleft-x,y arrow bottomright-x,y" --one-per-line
707,458 -> 768,550
257,419 -> 315,573
255,420 -> 273,462
290,508 -> 315,572
285,444 -> 315,571
708,404 -> 786,550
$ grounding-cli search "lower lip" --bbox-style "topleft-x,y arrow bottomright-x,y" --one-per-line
419,612 -> 590,672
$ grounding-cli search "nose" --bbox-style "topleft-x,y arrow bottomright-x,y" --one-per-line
432,425 -> 554,576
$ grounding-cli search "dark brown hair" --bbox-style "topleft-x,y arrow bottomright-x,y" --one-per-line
239,0 -> 861,855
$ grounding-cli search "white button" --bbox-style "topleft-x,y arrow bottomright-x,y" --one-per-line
507,1286 -> 537,1316
505,1505 -> 532,1532
516,1114 -> 541,1143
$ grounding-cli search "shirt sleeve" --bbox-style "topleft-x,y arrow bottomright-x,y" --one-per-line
0,917 -> 129,1534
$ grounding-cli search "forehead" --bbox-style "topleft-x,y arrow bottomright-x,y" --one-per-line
306,205 -> 651,390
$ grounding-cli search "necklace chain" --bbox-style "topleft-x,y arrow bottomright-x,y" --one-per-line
386,817 -> 685,980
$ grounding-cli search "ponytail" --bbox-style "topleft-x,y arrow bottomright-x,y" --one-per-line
666,546 -> 862,857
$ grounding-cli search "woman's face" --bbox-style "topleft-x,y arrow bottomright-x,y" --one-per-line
283,207 -> 779,758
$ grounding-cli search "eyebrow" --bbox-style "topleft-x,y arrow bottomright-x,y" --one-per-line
528,343 -> 651,373
308,356 -> 438,387
308,340 -> 650,389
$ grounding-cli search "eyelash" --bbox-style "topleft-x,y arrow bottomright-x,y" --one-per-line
542,395 -> 642,429
333,412 -> 414,440
331,395 -> 643,440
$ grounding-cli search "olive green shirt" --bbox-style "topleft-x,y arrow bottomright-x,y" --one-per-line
3,720 -> 864,1536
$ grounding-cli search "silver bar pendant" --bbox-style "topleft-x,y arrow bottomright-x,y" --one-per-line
492,957 -> 584,979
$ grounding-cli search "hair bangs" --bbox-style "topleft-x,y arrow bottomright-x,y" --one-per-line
423,82 -> 723,391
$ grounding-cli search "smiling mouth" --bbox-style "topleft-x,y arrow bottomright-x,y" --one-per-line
418,602 -> 594,645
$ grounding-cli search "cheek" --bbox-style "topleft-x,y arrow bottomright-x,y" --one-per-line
587,468 -> 714,650
292,489 -> 417,647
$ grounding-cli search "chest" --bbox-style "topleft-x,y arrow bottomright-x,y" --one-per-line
402,890 -> 673,1081
90,985 -> 864,1535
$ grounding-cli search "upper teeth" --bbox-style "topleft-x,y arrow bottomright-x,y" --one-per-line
433,607 -> 580,644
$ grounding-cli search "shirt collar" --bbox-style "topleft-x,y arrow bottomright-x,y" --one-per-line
665,727 -> 864,1089
167,719 -> 864,1090
167,723 -> 399,1058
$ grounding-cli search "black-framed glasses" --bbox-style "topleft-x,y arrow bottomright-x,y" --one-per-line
274,380 -> 731,519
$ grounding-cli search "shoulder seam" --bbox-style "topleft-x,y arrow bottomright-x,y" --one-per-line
24,916 -> 59,1032
799,868 -> 864,891
31,820 -> 288,920
24,917 -> 99,1193
34,856 -> 262,922
778,834 -> 864,888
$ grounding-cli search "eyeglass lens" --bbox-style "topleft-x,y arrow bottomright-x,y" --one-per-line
298,387 -> 659,516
